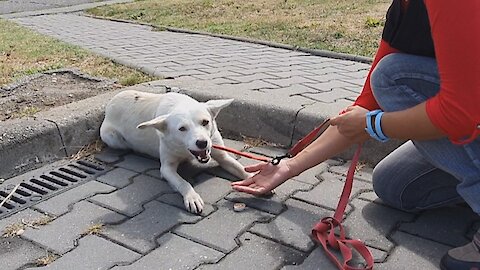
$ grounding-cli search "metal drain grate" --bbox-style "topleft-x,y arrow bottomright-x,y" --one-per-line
0,159 -> 106,219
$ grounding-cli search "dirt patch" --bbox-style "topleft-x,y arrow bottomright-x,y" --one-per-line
0,69 -> 122,121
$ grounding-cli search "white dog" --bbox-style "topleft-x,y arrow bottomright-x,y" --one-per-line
100,90 -> 250,213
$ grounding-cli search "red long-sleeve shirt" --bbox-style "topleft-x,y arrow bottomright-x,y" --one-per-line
353,0 -> 480,144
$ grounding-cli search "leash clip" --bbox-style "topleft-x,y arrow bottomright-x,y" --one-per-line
271,153 -> 292,165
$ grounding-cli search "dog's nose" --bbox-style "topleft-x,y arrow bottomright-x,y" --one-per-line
196,140 -> 208,149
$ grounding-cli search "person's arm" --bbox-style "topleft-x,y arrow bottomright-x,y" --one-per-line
333,0 -> 480,144
422,0 -> 480,143
333,0 -> 480,143
231,39 -> 398,195
231,125 -> 362,195
353,39 -> 399,111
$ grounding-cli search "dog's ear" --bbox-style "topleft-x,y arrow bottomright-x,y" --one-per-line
137,115 -> 168,132
205,99 -> 234,119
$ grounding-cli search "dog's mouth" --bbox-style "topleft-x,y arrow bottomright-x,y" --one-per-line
189,149 -> 211,163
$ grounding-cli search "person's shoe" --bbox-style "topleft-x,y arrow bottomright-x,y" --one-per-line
440,229 -> 480,270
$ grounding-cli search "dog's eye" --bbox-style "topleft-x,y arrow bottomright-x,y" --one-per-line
201,120 -> 209,126
178,126 -> 187,132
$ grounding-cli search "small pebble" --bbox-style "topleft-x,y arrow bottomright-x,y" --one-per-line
233,202 -> 246,212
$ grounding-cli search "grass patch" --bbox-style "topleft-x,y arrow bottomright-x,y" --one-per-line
82,223 -> 104,236
0,19 -> 156,87
87,0 -> 390,57
36,253 -> 58,266
12,106 -> 41,118
2,215 -> 54,238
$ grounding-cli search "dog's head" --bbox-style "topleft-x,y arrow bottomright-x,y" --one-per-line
136,98 -> 233,164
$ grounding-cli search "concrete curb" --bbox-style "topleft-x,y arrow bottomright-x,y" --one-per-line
0,72 -> 159,179
0,76 -> 402,180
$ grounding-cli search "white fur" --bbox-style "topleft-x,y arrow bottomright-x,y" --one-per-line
100,90 -> 249,213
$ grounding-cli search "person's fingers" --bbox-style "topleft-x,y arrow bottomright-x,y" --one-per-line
329,116 -> 339,126
231,177 -> 255,186
232,186 -> 266,195
244,162 -> 268,172
231,184 -> 264,195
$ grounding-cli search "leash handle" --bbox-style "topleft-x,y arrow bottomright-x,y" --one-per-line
312,145 -> 374,270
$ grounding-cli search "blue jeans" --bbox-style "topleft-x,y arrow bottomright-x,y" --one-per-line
370,53 -> 480,214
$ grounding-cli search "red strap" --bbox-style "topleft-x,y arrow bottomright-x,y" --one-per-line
212,145 -> 271,162
311,145 -> 374,270
214,118 -> 374,269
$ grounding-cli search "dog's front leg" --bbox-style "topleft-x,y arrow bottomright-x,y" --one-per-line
160,161 -> 204,213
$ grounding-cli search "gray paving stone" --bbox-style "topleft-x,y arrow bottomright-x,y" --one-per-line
112,233 -> 224,270
191,68 -> 242,80
102,200 -> 200,253
115,154 -> 159,173
374,231 -> 450,270
342,199 -> 414,251
250,199 -> 334,252
157,193 -> 216,216
33,180 -> 115,216
281,245 -> 386,270
262,84 -> 319,96
197,232 -> 305,270
301,88 -> 358,103
225,179 -> 311,215
248,145 -> 288,158
399,205 -> 480,247
357,191 -> 389,206
175,200 -> 273,253
157,172 -> 233,214
0,237 -> 46,270
22,200 -> 124,254
264,76 -> 317,88
96,167 -> 138,188
264,69 -> 317,79
34,235 -> 140,270
292,159 -> 343,185
188,173 -> 234,203
329,161 -> 374,183
282,247 -> 338,270
146,162 -> 205,181
89,174 -> 173,217
293,172 -> 372,210
94,148 -> 129,164
227,73 -> 280,83
0,208 -> 48,234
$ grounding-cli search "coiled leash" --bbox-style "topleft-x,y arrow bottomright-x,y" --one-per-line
214,118 -> 374,270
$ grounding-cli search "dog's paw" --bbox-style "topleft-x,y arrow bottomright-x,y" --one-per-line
184,190 -> 204,214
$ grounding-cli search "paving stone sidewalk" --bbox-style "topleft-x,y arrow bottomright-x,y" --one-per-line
1,141 -> 478,270
1,10 -> 479,270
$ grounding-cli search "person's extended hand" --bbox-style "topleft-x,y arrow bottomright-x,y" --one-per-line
330,105 -> 370,142
231,160 -> 295,195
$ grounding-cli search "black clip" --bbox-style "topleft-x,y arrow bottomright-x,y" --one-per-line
271,153 -> 292,165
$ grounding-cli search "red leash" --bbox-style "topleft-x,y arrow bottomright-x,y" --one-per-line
214,118 -> 374,269
311,145 -> 374,270
212,144 -> 271,162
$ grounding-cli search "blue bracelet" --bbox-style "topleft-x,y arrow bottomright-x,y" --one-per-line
365,110 -> 389,142
374,111 -> 389,141
365,110 -> 381,140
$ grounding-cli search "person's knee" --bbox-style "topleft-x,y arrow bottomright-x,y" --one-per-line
370,53 -> 402,110
372,160 -> 404,209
